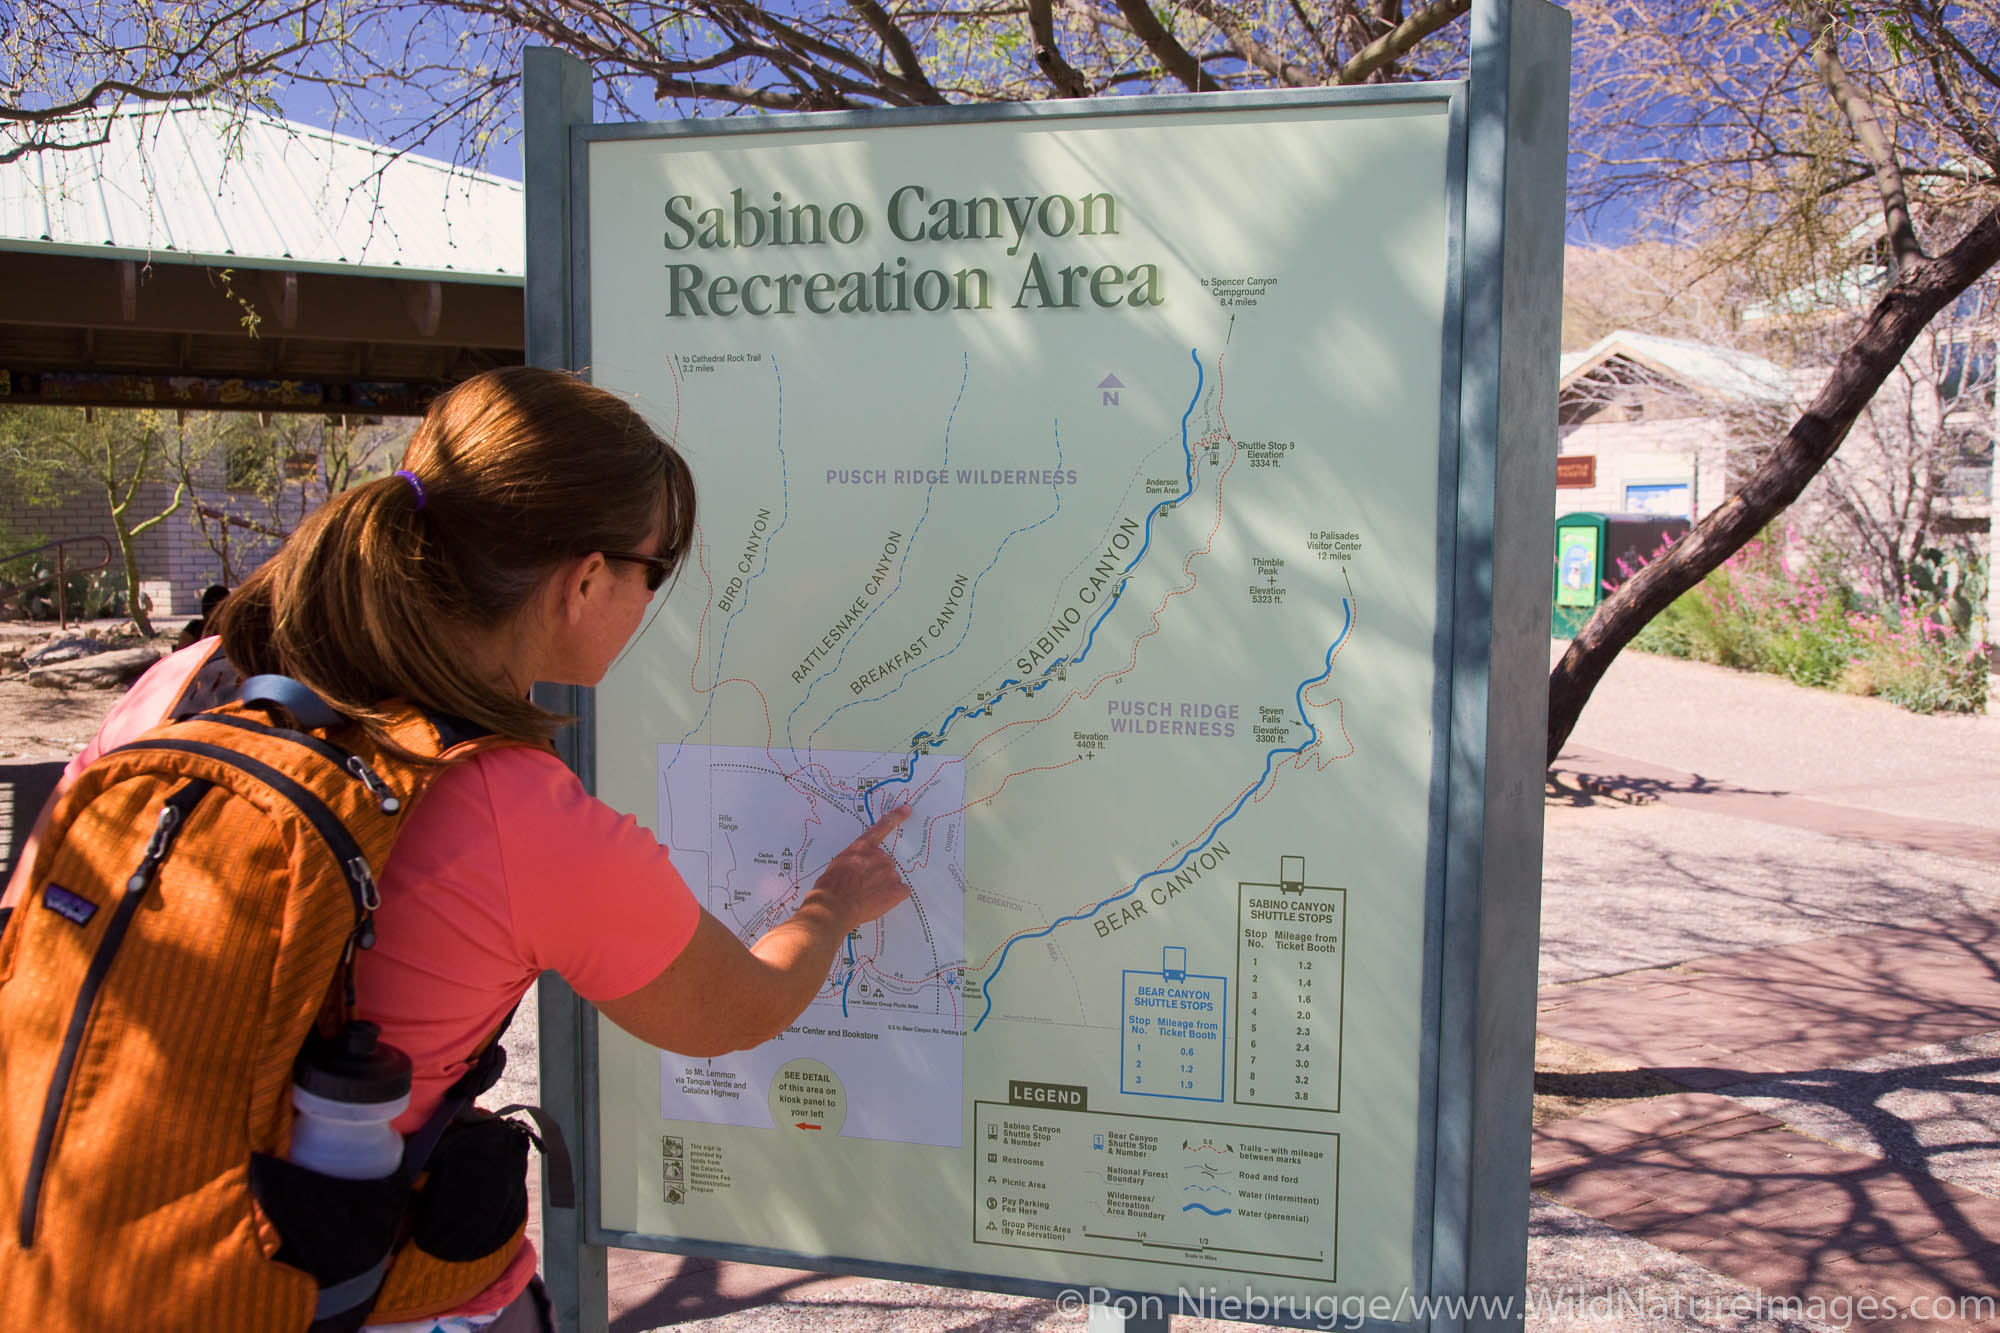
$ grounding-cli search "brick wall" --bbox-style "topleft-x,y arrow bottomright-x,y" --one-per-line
3,466 -> 285,619
4,417 -> 412,622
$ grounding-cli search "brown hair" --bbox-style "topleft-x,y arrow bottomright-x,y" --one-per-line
215,366 -> 695,743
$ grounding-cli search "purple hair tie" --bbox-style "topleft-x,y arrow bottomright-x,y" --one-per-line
395,470 -> 428,510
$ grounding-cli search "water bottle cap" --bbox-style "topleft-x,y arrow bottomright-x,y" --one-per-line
294,1021 -> 412,1104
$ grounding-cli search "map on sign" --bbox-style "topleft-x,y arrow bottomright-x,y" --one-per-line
585,96 -> 1455,1304
656,742 -> 965,1145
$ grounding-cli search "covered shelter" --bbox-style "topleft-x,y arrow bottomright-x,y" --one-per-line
0,104 -> 524,414
0,107 -> 524,618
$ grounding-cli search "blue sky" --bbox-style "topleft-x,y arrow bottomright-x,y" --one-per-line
275,21 -> 1636,246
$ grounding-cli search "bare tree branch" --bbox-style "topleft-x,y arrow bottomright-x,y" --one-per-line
845,0 -> 946,102
1337,0 -> 1469,85
1026,0 -> 1094,96
1181,0 -> 1314,85
1111,0 -> 1212,91
1805,2 -> 1926,276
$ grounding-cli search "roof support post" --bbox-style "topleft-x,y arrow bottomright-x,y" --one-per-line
262,270 -> 300,329
404,279 -> 443,337
117,260 -> 138,321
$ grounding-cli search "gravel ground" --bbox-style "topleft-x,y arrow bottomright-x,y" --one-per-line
1523,1196 -> 1846,1333
0,618 -> 135,763
1557,646 -> 2000,831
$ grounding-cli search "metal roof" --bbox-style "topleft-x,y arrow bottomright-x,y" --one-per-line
0,104 -> 523,284
1559,329 -> 1792,405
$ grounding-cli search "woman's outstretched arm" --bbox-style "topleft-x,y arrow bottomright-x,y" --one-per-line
596,806 -> 912,1056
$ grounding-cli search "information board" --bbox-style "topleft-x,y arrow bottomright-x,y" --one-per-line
529,15 -> 1570,1318
582,92 -> 1450,1309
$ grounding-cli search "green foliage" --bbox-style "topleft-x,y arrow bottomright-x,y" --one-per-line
1851,552 -> 1990,713
0,559 -> 137,621
0,522 -> 51,563
1905,545 -> 1983,639
0,405 -> 196,637
1630,532 -> 1988,714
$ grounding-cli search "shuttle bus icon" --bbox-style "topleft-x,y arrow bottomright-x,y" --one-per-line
1280,856 -> 1306,894
1163,946 -> 1187,981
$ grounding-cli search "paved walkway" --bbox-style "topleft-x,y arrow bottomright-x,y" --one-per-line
1529,652 -> 2000,1332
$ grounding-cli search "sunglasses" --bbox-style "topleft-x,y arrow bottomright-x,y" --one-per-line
601,549 -> 677,592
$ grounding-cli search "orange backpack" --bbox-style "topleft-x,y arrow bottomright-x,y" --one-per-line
0,661 -> 567,1331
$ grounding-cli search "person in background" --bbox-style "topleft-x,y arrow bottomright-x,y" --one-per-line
172,582 -> 230,651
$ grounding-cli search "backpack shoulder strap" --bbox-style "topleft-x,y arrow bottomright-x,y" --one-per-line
164,640 -> 245,723
240,675 -> 345,731
374,706 -> 552,768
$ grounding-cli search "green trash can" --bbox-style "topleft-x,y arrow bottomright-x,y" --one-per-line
1552,511 -> 1691,639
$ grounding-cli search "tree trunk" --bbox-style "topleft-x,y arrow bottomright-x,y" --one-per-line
1547,203 -> 2000,767
112,514 -> 155,638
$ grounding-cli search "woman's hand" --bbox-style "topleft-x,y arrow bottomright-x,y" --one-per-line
810,805 -> 913,932
597,804 -> 918,1057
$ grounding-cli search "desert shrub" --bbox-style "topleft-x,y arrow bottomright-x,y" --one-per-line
1846,552 -> 1990,714
1629,533 -> 1987,714
7,561 -> 138,621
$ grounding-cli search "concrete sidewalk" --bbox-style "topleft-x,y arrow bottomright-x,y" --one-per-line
1528,652 -> 2000,1332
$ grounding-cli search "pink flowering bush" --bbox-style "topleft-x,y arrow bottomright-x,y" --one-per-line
1629,531 -> 1988,714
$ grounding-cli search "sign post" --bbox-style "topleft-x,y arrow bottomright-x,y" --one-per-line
525,1 -> 1567,1324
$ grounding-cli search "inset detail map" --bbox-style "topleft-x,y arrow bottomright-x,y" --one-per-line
656,743 -> 967,1146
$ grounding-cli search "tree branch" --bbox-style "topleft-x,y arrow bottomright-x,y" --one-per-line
1804,2 -> 1925,276
1547,201 -> 2000,766
1337,0 -> 1468,85
1179,0 -> 1313,86
1111,0 -> 1209,91
845,0 -> 949,103
1026,0 -> 1094,97
1288,0 -> 1337,70
653,74 -> 860,111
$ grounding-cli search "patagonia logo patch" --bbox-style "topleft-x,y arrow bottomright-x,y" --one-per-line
42,884 -> 98,927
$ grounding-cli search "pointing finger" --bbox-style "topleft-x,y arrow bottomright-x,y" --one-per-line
866,805 -> 913,841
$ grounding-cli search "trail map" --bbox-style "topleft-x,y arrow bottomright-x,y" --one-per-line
585,96 -> 1456,1305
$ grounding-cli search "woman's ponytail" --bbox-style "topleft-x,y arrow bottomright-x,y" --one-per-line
214,367 -> 693,745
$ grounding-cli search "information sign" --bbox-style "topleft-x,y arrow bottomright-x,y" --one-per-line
525,3 -> 1569,1323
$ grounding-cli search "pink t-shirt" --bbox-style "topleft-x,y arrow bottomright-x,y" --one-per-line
9,642 -> 700,1315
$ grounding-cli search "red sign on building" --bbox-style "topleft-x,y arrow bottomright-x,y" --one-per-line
1555,455 -> 1596,488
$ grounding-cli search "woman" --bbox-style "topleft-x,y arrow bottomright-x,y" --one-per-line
8,366 -> 910,1330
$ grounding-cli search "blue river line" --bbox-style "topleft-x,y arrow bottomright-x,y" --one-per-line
861,348 -> 1206,824
969,598 -> 1354,1033
1182,1204 -> 1234,1216
664,356 -> 792,771
841,934 -> 857,1017
784,354 -> 969,751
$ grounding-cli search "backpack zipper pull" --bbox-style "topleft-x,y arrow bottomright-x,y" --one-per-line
344,860 -> 380,952
344,756 -> 402,814
127,804 -> 186,893
346,857 -> 382,914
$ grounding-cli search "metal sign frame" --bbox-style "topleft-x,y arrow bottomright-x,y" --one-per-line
524,2 -> 1568,1324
